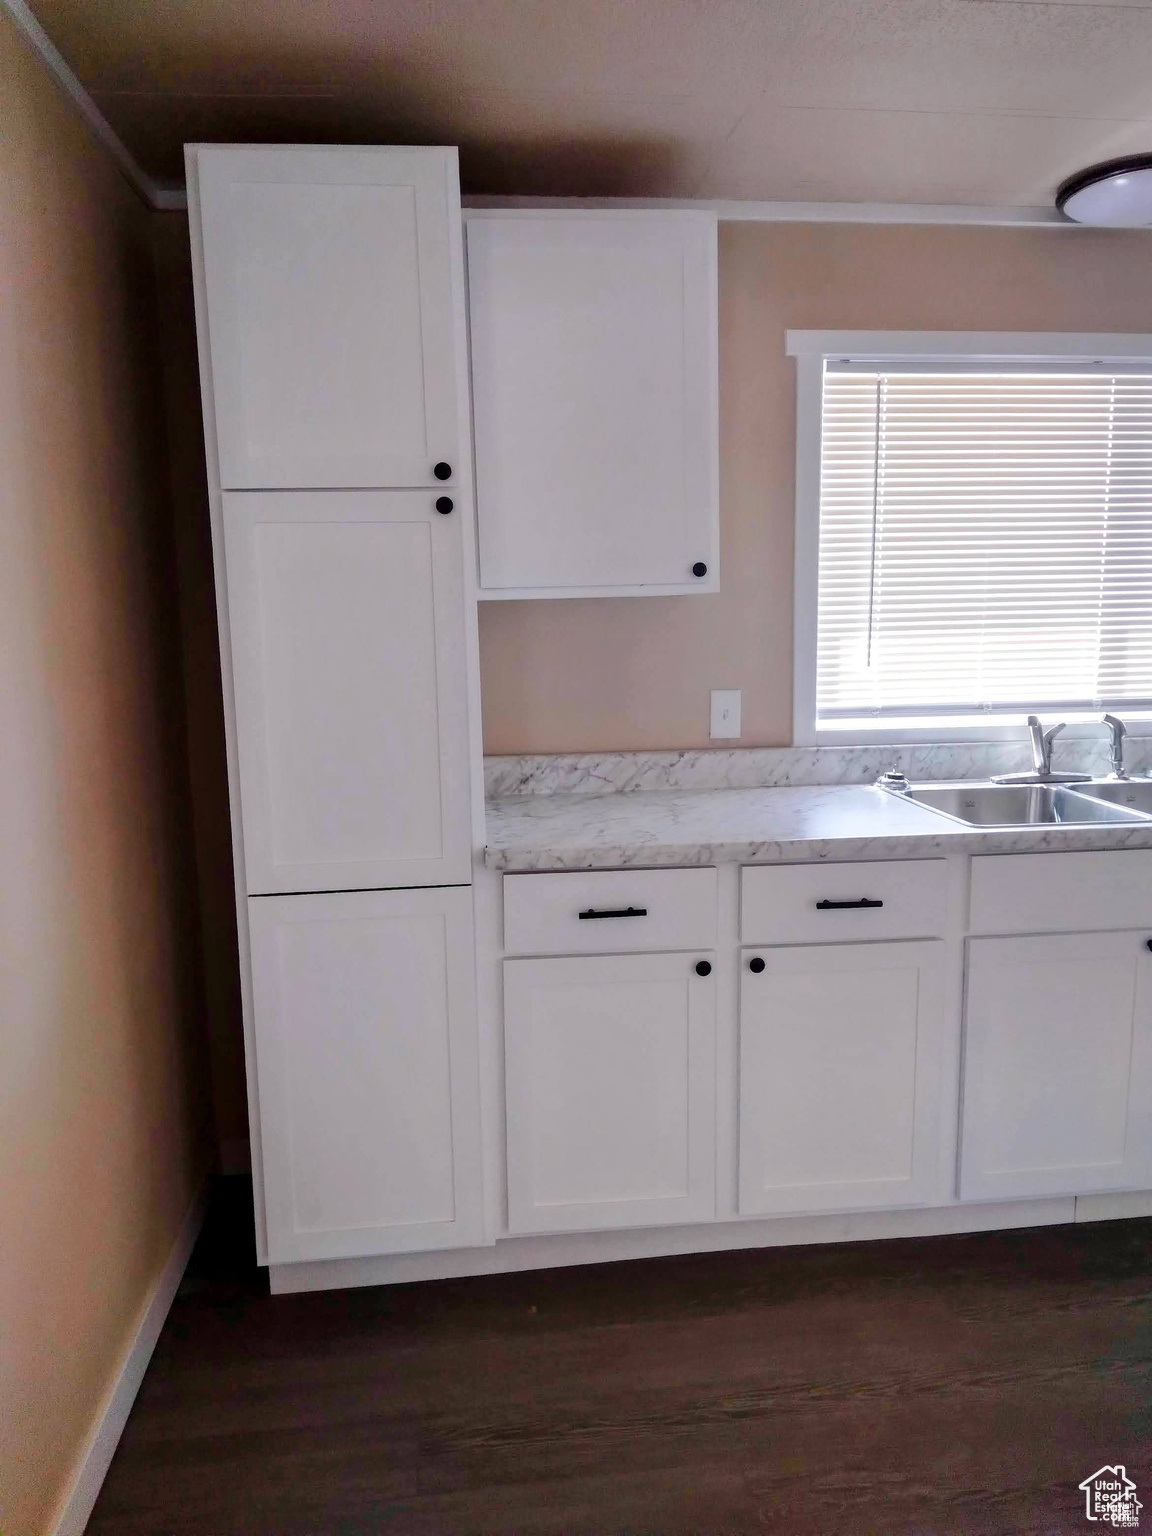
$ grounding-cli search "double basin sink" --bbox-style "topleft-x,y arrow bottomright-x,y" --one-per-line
888,778 -> 1152,829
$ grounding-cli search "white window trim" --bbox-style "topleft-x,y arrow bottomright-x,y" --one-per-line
788,330 -> 1152,747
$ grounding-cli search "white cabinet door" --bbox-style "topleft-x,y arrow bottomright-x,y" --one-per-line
249,887 -> 483,1263
223,489 -> 473,894
739,942 -> 946,1215
196,145 -> 462,490
503,953 -> 716,1233
960,932 -> 1152,1200
467,211 -> 718,597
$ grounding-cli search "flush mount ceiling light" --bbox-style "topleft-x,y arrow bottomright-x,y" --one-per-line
1057,154 -> 1152,226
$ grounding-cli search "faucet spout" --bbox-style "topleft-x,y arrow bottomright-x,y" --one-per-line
1041,720 -> 1065,775
1103,714 -> 1128,779
1027,714 -> 1046,775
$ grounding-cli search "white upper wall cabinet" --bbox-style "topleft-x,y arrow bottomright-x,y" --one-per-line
466,211 -> 719,598
223,490 -> 473,894
196,146 -> 463,490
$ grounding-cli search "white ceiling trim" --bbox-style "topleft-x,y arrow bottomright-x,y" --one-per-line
2,0 -> 184,208
463,196 -> 1078,227
4,0 -> 1146,230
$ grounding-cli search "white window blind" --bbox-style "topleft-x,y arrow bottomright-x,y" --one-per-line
816,364 -> 1152,724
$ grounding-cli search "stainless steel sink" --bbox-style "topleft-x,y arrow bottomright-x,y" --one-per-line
1069,779 -> 1152,815
900,781 -> 1152,828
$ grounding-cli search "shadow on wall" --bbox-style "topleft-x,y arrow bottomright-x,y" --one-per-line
457,134 -> 687,197
151,214 -> 248,1169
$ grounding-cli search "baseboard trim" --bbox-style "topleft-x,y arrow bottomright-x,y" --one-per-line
269,1195 -> 1078,1294
49,1174 -> 211,1536
1075,1190 -> 1152,1223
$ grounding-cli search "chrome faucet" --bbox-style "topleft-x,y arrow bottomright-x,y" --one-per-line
1028,714 -> 1063,777
1103,714 -> 1128,779
994,714 -> 1090,784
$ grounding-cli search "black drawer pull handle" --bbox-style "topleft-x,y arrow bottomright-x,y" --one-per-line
815,898 -> 884,911
578,906 -> 648,920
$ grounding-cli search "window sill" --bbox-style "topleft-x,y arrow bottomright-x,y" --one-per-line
806,715 -> 1152,747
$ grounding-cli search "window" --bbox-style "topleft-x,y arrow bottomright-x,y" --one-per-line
789,332 -> 1152,743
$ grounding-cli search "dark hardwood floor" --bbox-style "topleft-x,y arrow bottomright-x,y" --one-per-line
87,1181 -> 1152,1534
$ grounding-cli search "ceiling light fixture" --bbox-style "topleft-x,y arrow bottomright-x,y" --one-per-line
1057,154 -> 1152,226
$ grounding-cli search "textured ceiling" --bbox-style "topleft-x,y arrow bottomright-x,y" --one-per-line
26,0 -> 1152,202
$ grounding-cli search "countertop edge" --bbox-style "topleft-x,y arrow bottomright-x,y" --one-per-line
483,784 -> 1152,871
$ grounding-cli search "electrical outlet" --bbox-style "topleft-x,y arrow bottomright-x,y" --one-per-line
710,689 -> 741,739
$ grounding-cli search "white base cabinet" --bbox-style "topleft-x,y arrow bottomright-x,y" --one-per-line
238,851 -> 1152,1295
739,941 -> 947,1216
960,931 -> 1152,1201
248,887 -> 483,1263
503,952 -> 717,1234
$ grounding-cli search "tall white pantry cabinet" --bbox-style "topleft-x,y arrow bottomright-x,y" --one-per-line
187,145 -> 485,1264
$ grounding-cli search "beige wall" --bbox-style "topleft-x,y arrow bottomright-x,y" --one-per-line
0,17 -> 213,1536
478,220 -> 1152,753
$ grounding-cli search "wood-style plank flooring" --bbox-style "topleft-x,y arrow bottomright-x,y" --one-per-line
88,1181 -> 1152,1534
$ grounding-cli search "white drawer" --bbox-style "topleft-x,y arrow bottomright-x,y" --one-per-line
741,860 -> 948,945
503,868 -> 717,956
970,849 -> 1152,935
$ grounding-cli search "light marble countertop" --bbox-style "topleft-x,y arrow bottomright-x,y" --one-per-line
484,782 -> 1152,871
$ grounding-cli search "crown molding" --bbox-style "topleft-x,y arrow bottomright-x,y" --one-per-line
88,185 -> 1085,226
3,0 -> 183,209
462,196 -> 1080,227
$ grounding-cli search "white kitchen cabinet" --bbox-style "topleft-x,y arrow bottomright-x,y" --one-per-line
194,145 -> 463,490
971,850 -> 1152,935
503,867 -> 718,956
189,142 -> 485,1281
739,941 -> 946,1216
222,489 -> 473,894
741,860 -> 949,946
503,952 -> 716,1233
249,887 -> 483,1263
466,211 -> 719,598
960,932 -> 1152,1200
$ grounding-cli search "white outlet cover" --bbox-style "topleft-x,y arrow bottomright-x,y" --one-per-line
710,689 -> 741,739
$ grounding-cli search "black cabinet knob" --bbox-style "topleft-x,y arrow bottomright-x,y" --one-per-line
435,497 -> 454,514
695,960 -> 712,977
433,462 -> 452,481
1146,939 -> 1152,952
749,956 -> 765,973
692,562 -> 708,578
